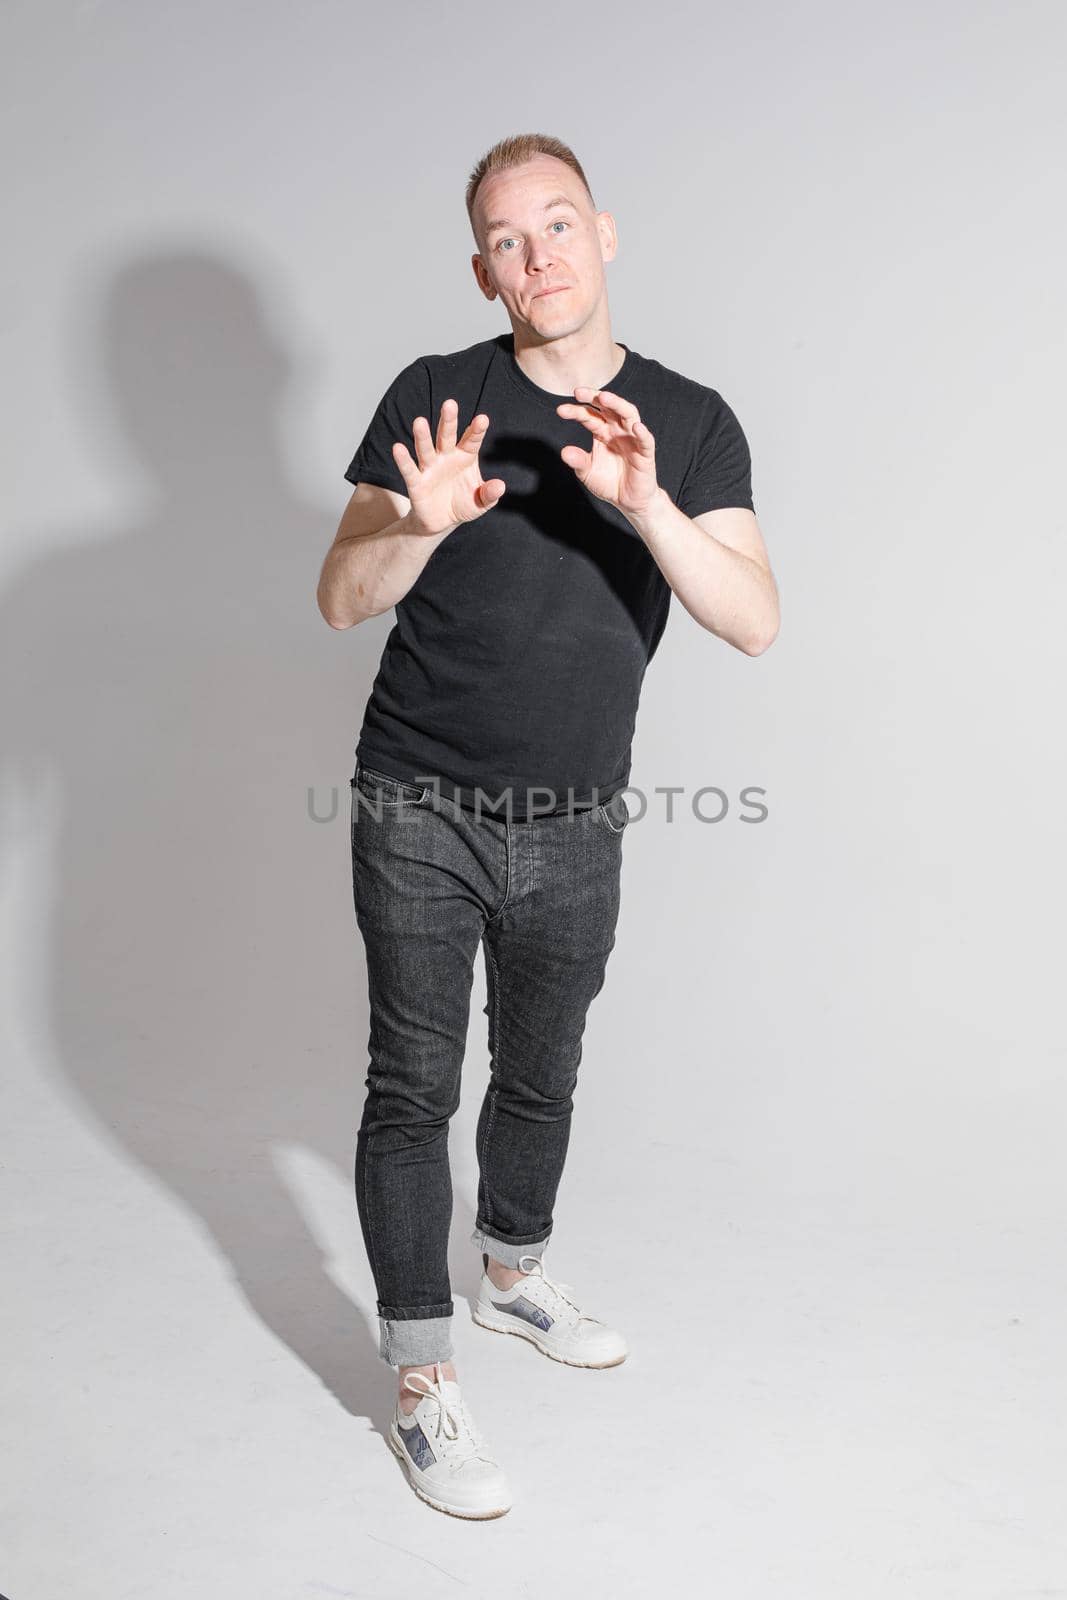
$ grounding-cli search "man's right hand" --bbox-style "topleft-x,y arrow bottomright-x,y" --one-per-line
392,399 -> 506,536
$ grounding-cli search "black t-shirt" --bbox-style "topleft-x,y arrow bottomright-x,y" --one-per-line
343,331 -> 753,820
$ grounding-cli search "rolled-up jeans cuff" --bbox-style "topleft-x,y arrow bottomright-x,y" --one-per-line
470,1224 -> 552,1270
378,1307 -> 454,1368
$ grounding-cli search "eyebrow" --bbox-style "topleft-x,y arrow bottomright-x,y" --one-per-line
483,194 -> 579,239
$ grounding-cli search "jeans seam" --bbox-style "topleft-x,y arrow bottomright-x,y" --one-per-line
354,786 -> 384,1297
479,938 -> 504,1231
360,1130 -> 383,1300
485,817 -> 512,924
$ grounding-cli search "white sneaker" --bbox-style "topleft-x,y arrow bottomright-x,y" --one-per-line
388,1362 -> 512,1519
472,1253 -> 628,1368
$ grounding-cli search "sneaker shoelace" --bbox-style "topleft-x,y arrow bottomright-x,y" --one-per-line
515,1253 -> 602,1328
400,1363 -> 493,1470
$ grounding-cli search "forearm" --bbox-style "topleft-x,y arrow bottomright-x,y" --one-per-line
625,488 -> 779,655
318,512 -> 452,628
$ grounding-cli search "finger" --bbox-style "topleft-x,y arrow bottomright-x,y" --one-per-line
458,412 -> 491,455
436,397 -> 458,454
474,477 -> 507,507
556,401 -> 615,443
392,439 -> 420,487
559,443 -> 592,476
631,419 -> 656,455
573,386 -> 641,430
411,415 -> 435,470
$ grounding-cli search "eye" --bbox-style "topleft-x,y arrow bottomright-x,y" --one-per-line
494,219 -> 571,254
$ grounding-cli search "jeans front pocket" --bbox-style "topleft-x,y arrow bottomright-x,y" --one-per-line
353,762 -> 430,809
593,788 -> 631,835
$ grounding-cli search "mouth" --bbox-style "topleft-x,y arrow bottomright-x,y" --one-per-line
535,286 -> 569,299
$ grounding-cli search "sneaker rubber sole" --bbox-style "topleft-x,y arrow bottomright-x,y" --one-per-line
387,1422 -> 512,1519
471,1303 -> 628,1368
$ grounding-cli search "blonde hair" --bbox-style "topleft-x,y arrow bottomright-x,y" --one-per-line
466,133 -> 596,243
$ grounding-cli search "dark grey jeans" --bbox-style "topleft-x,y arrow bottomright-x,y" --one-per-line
348,759 -> 630,1368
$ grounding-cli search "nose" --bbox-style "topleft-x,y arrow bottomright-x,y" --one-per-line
525,239 -> 558,273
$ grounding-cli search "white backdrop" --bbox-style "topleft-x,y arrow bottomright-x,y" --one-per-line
3,0 -> 1065,1593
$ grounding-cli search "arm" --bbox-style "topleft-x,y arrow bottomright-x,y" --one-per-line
625,494 -> 779,655
319,399 -> 505,629
556,383 -> 779,656
317,482 -> 451,629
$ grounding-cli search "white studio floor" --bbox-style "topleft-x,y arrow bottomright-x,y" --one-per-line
4,1018 -> 1064,1600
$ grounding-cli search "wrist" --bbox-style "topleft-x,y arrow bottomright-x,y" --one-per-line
623,483 -> 671,539
405,508 -> 457,540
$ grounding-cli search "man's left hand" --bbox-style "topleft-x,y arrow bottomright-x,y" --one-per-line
556,387 -> 661,519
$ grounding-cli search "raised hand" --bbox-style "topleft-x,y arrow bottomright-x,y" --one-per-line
392,399 -> 506,536
556,387 -> 661,518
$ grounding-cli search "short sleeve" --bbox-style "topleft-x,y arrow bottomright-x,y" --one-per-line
676,391 -> 754,517
343,356 -> 431,496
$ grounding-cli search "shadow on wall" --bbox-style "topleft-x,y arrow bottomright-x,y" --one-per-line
0,249 -> 484,1429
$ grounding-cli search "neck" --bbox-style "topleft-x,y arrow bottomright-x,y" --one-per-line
510,313 -> 625,396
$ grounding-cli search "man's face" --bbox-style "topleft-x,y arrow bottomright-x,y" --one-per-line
471,155 -> 617,338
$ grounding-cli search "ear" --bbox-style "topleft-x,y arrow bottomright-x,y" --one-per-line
471,253 -> 496,302
596,211 -> 618,263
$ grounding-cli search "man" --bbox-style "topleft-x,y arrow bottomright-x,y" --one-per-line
317,132 -> 779,1520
